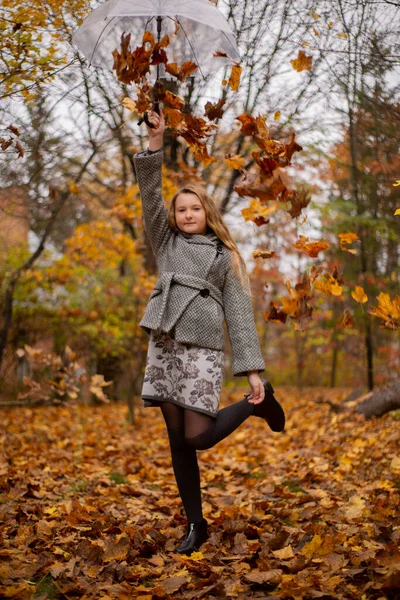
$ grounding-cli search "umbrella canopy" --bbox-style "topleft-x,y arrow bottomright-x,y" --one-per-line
73,0 -> 240,75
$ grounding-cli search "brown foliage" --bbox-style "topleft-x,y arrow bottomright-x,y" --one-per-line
1,388 -> 399,598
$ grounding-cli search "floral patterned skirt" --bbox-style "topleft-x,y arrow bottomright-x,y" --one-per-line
141,330 -> 224,418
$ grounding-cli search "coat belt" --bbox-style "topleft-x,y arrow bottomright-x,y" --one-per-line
153,272 -> 224,330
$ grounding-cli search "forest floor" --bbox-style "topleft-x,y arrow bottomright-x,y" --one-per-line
1,386 -> 399,600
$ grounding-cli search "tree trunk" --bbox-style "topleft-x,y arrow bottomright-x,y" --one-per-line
357,378 -> 400,418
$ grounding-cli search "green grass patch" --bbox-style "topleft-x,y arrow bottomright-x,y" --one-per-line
281,480 -> 309,494
109,471 -> 127,485
33,574 -> 58,599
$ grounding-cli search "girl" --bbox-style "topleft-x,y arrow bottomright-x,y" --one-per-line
134,110 -> 285,555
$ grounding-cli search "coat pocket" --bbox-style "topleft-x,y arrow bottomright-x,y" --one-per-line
175,294 -> 225,350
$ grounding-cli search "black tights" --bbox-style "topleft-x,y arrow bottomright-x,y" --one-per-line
160,398 -> 254,523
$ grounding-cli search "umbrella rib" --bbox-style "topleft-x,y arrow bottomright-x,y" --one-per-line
175,17 -> 205,80
89,16 -> 117,66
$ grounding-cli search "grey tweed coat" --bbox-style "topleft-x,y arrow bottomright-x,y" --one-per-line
134,149 -> 265,377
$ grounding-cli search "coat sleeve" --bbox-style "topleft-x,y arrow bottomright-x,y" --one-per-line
222,253 -> 266,377
134,150 -> 172,256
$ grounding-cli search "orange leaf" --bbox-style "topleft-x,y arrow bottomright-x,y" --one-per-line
241,199 -> 277,224
338,309 -> 354,328
291,50 -> 313,72
252,249 -> 276,259
165,61 -> 198,81
163,107 -> 184,129
237,113 -> 258,136
339,232 -> 359,253
225,154 -> 246,171
351,286 -> 368,304
235,174 -> 287,203
314,275 -> 343,296
228,64 -> 242,92
293,236 -> 329,258
369,292 -> 400,329
265,302 -> 287,324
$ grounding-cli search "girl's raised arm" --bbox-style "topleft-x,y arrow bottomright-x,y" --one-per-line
134,110 -> 172,256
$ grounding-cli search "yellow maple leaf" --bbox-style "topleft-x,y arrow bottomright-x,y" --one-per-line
122,97 -> 137,113
339,232 -> 359,254
351,286 -> 368,304
241,199 -> 277,222
395,208 -> 400,216
393,180 -> 400,186
315,277 -> 343,296
225,154 -> 246,171
369,292 -> 400,329
291,50 -> 313,72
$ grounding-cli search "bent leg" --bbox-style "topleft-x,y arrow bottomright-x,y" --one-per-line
184,397 -> 254,451
160,402 -> 203,523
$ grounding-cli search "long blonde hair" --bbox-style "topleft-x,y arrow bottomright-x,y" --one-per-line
168,185 -> 249,284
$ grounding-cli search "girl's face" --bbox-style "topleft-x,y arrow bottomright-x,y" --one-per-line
175,192 -> 207,235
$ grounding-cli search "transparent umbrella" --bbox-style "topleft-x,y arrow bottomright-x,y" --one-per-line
72,0 -> 240,77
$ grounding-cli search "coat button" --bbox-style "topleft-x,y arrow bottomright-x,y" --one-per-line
216,244 -> 223,254
200,288 -> 210,298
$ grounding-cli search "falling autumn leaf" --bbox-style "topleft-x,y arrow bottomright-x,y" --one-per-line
293,235 -> 329,258
393,180 -> 400,186
265,301 -> 288,324
163,107 -> 184,129
7,124 -> 20,136
286,188 -> 311,218
241,198 -> 277,224
165,61 -> 198,81
274,111 -> 281,121
314,274 -> 343,296
369,292 -> 400,329
122,97 -> 137,113
204,97 -> 226,121
225,154 -> 246,171
291,50 -> 313,72
339,309 -> 355,328
252,249 -> 276,259
339,232 -> 359,254
311,8 -> 320,19
351,286 -> 368,304
15,140 -> 24,158
227,64 -> 242,92
394,208 -> 400,216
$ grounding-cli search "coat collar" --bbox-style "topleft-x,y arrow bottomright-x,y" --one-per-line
178,229 -> 220,247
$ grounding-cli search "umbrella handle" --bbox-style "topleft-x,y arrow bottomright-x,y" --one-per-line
138,102 -> 160,128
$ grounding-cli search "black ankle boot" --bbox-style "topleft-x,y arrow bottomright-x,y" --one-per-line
176,518 -> 208,554
253,379 -> 285,432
